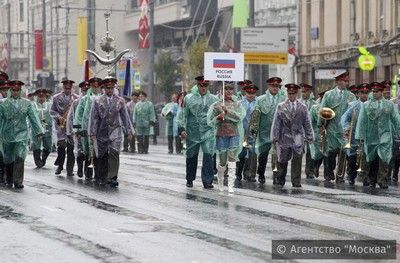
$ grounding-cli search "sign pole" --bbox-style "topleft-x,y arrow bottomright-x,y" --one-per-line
222,81 -> 225,106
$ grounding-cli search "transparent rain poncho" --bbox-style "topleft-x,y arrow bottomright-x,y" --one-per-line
355,98 -> 400,164
31,97 -> 53,151
207,96 -> 245,162
133,99 -> 156,136
254,89 -> 286,155
0,90 -> 44,163
317,87 -> 356,154
161,102 -> 179,137
179,85 -> 219,158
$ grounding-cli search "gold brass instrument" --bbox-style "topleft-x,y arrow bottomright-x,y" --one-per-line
356,140 -> 364,172
243,107 -> 261,148
344,109 -> 356,149
59,101 -> 73,129
319,107 -> 336,152
271,141 -> 278,172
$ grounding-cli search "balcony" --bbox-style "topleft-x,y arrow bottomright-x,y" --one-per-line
124,1 -> 187,32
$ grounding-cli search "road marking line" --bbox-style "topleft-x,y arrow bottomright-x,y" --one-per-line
0,190 -> 10,195
40,205 -> 62,212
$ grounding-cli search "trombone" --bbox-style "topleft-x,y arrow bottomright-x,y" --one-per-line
356,140 -> 365,172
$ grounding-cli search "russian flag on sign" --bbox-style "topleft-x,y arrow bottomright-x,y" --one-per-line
213,59 -> 235,69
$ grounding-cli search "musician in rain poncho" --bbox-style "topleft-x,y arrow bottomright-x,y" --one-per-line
271,83 -> 313,187
317,72 -> 356,183
132,91 -> 156,154
89,77 -> 134,187
207,82 -> 245,193
73,77 -> 103,180
355,81 -> 400,189
31,88 -> 53,169
66,80 -> 90,178
0,80 -> 44,188
340,83 -> 370,186
178,76 -> 218,189
50,79 -> 79,176
253,77 -> 286,185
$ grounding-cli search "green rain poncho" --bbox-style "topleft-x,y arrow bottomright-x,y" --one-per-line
178,86 -> 219,158
133,100 -> 156,136
0,91 -> 44,163
309,100 -> 324,160
254,89 -> 286,155
31,98 -> 53,151
73,88 -> 102,154
206,97 -> 246,160
355,98 -> 400,164
161,102 -> 178,136
317,87 -> 356,154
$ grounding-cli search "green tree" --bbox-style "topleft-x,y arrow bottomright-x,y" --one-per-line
182,37 -> 214,91
155,52 -> 179,100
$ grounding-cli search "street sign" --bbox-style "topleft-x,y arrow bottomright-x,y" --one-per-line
204,52 -> 244,81
241,27 -> 289,52
244,52 -> 288,65
39,71 -> 50,77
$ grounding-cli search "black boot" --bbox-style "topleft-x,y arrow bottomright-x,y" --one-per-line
76,154 -> 85,178
5,163 -> 13,186
236,159 -> 244,181
55,165 -> 63,175
42,150 -> 50,167
33,150 -> 43,168
144,136 -> 150,154
0,154 -> 4,184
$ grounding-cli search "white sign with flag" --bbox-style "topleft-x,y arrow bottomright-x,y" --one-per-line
204,52 -> 244,81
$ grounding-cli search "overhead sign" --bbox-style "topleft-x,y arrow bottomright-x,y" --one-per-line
241,27 -> 289,52
244,52 -> 288,65
204,52 -> 244,81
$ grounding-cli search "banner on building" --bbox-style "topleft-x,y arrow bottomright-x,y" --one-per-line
0,42 -> 8,72
77,17 -> 88,65
138,0 -> 150,49
34,30 -> 43,70
232,0 -> 248,28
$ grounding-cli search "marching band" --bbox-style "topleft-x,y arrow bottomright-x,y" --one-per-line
0,68 -> 399,191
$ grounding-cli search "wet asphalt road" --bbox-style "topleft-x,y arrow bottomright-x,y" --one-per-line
0,144 -> 399,263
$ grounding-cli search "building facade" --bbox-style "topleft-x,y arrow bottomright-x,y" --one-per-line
297,0 -> 400,92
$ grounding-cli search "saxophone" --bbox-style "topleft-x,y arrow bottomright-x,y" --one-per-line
59,101 -> 73,129
243,107 -> 261,148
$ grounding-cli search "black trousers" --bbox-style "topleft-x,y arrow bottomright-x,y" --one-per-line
186,153 -> 214,185
54,140 -> 75,173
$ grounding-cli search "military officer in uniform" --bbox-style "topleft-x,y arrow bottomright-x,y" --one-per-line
0,74 -> 10,184
271,84 -> 313,187
355,82 -> 400,189
161,93 -> 179,154
50,79 -> 79,175
178,76 -> 219,189
74,77 -> 103,179
318,72 -> 356,183
253,77 -> 286,184
67,80 -> 90,177
340,83 -> 370,185
0,80 -> 44,188
132,91 -> 156,154
89,77 -> 134,186
299,83 -> 317,179
124,92 -> 139,153
32,88 -> 53,168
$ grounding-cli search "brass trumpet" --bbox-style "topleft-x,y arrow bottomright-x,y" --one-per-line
87,139 -> 95,168
344,109 -> 356,149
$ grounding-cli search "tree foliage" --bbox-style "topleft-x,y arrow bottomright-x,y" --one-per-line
154,52 -> 179,100
181,37 -> 213,91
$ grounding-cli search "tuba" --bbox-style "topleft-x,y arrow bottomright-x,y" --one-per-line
319,107 -> 335,153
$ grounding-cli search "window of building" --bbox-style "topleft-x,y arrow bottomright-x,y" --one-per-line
19,33 -> 24,54
19,0 -> 24,22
